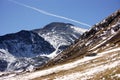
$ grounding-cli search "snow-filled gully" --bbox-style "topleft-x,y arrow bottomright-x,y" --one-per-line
1,48 -> 120,80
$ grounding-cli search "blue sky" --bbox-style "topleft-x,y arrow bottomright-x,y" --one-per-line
0,0 -> 120,35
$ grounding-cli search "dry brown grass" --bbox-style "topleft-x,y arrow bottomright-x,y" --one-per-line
33,50 -> 120,80
91,66 -> 120,80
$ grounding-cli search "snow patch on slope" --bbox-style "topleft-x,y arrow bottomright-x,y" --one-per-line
41,45 -> 62,59
55,61 -> 120,80
70,26 -> 87,34
0,49 -> 16,63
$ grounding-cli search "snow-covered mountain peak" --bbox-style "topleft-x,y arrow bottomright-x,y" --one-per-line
33,22 -> 86,49
34,22 -> 87,34
42,22 -> 74,30
32,22 -> 85,59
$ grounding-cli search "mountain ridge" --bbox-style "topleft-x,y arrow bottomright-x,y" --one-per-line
0,22 -> 84,73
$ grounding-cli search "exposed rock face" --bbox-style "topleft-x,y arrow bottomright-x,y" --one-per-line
0,30 -> 55,57
0,30 -> 55,72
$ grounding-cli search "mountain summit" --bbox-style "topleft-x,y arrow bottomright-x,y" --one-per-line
33,22 -> 87,58
33,22 -> 87,48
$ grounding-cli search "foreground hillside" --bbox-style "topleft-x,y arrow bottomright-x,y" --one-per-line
34,48 -> 120,80
1,46 -> 119,80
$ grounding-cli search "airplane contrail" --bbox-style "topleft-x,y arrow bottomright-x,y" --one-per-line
8,0 -> 91,27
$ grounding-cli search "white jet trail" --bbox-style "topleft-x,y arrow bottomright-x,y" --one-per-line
8,0 -> 91,27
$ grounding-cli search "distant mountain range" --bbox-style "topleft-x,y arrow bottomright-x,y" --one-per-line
0,22 -> 86,73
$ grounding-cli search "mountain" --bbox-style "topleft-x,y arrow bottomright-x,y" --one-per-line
33,22 -> 87,58
0,22 -> 85,74
0,30 -> 55,72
